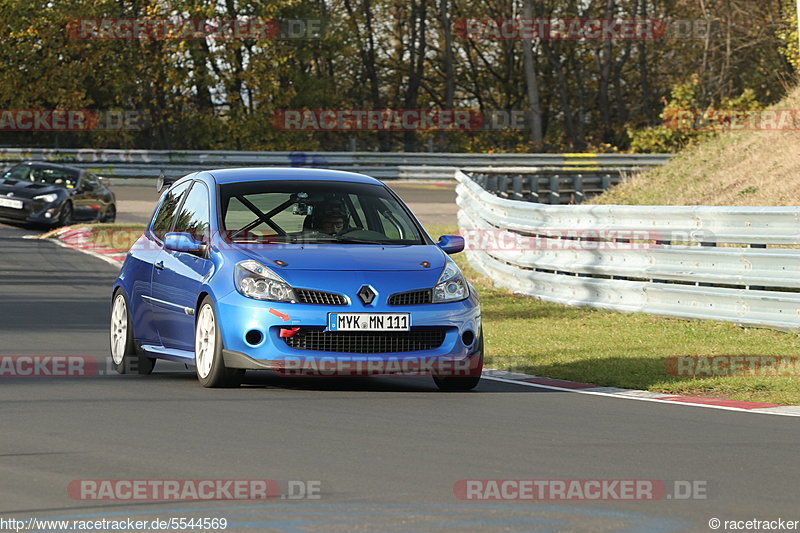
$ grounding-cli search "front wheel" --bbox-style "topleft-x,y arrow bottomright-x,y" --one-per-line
59,202 -> 74,227
195,297 -> 243,388
110,291 -> 155,375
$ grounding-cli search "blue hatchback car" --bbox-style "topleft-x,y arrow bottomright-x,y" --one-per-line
111,168 -> 482,390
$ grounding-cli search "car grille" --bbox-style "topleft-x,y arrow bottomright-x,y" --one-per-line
388,289 -> 432,306
295,289 -> 347,306
283,328 -> 446,353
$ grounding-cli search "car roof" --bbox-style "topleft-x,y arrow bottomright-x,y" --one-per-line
15,161 -> 85,174
206,167 -> 383,186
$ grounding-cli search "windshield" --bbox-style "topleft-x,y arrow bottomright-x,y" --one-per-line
1,165 -> 79,189
220,180 -> 427,245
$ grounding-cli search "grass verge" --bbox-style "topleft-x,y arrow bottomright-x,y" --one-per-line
427,224 -> 800,405
591,86 -> 800,207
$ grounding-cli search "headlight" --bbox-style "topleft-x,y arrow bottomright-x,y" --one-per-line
34,193 -> 58,203
235,260 -> 296,303
433,258 -> 468,303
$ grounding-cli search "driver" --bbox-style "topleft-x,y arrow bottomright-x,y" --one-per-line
319,214 -> 345,235
312,204 -> 349,235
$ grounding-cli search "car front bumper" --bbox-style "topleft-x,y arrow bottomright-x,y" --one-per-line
215,288 -> 482,377
0,199 -> 62,225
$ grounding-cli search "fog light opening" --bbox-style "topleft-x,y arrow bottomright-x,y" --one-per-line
245,329 -> 263,346
462,330 -> 475,346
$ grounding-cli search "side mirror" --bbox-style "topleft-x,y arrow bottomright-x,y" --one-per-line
164,232 -> 206,256
437,234 -> 465,254
156,171 -> 176,193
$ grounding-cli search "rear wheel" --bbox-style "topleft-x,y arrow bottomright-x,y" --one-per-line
433,334 -> 483,391
195,297 -> 243,388
101,204 -> 116,223
110,290 -> 155,375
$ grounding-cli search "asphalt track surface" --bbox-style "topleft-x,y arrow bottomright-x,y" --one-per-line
0,185 -> 799,532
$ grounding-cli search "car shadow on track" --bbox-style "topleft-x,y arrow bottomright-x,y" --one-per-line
0,219 -> 51,233
143,363 -> 550,393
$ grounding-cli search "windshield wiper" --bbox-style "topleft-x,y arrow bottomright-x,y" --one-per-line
286,235 -> 386,245
332,236 -> 391,245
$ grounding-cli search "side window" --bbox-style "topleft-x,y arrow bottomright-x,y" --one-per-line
31,167 -> 79,188
151,181 -> 191,241
173,182 -> 210,243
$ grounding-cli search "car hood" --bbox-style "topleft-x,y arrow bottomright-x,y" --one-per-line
0,180 -> 65,200
233,243 -> 447,272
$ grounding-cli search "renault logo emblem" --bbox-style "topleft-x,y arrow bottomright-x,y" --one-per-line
357,285 -> 377,305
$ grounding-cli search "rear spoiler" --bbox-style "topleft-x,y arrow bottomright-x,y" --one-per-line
156,170 -> 176,193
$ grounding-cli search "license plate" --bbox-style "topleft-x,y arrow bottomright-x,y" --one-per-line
0,197 -> 22,209
328,313 -> 410,331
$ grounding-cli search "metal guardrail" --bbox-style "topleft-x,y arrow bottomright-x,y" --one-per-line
0,148 -> 672,180
456,170 -> 800,332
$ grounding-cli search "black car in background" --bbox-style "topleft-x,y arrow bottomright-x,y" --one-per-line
0,162 -> 116,227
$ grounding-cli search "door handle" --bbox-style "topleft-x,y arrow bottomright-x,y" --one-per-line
154,260 -> 165,271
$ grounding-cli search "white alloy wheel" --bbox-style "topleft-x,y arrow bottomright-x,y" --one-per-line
111,294 -> 128,365
110,290 -> 155,375
195,304 -> 216,379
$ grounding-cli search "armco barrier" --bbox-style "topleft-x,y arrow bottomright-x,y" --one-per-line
0,148 -> 671,181
456,170 -> 800,332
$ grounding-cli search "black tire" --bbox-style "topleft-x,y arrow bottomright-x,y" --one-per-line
59,202 -> 74,227
110,289 -> 155,375
433,334 -> 483,391
102,204 -> 116,223
194,297 -> 243,388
